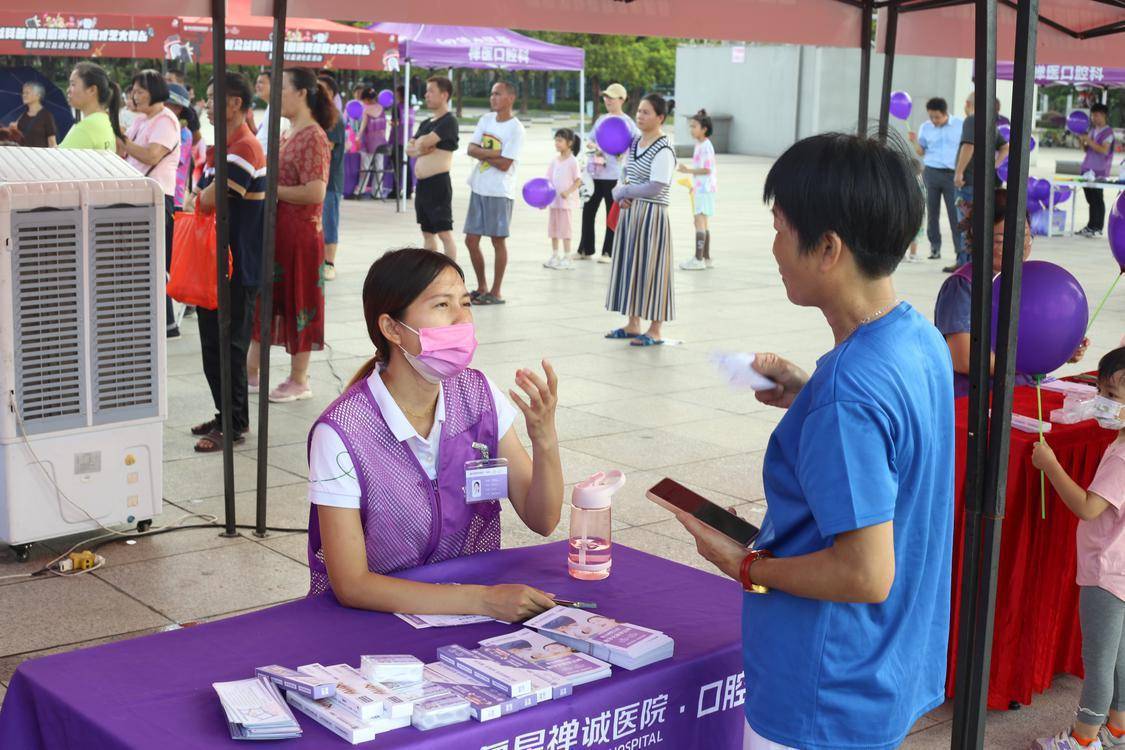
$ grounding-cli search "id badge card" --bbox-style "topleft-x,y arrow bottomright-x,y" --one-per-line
465,458 -> 508,504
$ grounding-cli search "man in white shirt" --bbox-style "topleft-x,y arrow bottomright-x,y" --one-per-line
464,81 -> 525,305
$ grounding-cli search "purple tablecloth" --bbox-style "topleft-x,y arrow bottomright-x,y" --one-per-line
0,542 -> 745,749
343,151 -> 413,197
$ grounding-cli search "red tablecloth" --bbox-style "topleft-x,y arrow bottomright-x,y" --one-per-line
946,383 -> 1115,709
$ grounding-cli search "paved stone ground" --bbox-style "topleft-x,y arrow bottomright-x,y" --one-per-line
1,130 -> 1121,748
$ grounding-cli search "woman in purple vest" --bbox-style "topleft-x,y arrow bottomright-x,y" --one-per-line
934,187 -> 1088,396
306,248 -> 564,623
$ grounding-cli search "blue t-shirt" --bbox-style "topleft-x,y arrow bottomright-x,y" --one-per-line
744,303 -> 955,750
933,264 -> 1035,397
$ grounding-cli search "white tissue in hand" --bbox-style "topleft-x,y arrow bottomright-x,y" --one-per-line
710,352 -> 777,391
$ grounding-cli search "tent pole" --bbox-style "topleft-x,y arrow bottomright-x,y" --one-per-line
212,0 -> 236,538
254,0 -> 288,538
400,60 -> 411,215
951,0 -> 997,740
857,0 -> 873,135
877,3 -> 898,142
579,67 -> 586,143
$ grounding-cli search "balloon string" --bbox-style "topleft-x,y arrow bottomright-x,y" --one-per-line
1086,272 -> 1123,334
1036,374 -> 1046,521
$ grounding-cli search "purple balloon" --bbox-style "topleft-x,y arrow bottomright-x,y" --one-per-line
1029,135 -> 1037,152
377,89 -> 394,108
990,260 -> 1089,375
1066,110 -> 1091,135
1053,185 -> 1072,204
889,90 -> 912,120
1030,177 -> 1050,204
996,158 -> 1009,184
595,117 -> 632,156
1110,191 -> 1125,272
998,123 -> 1011,142
522,178 -> 556,209
345,99 -> 363,120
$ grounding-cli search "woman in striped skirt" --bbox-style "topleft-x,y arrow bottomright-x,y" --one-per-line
604,94 -> 676,347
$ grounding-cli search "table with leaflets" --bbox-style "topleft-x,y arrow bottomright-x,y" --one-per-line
945,382 -> 1116,709
0,542 -> 746,749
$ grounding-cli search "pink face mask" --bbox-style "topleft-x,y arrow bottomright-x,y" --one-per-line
397,321 -> 478,384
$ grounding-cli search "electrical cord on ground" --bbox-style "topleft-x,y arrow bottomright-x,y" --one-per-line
6,394 -> 307,579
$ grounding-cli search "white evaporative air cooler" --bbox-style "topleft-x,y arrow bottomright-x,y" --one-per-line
0,147 -> 166,560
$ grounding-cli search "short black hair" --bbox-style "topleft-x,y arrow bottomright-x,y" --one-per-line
209,72 -> 253,113
1099,347 -> 1125,387
763,132 -> 923,279
1091,103 -> 1109,117
427,76 -> 453,100
926,97 -> 948,114
131,69 -> 169,104
641,93 -> 667,119
493,80 -> 516,97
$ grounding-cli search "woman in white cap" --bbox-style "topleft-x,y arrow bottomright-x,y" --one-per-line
578,83 -> 637,262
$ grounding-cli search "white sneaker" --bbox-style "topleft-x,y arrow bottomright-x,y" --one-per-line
679,257 -> 707,271
268,378 -> 312,403
597,254 -> 611,264
248,372 -> 259,394
906,254 -> 919,263
1034,729 -> 1102,750
704,259 -> 714,268
556,257 -> 575,270
323,263 -> 337,281
1100,727 -> 1125,748
543,256 -> 560,269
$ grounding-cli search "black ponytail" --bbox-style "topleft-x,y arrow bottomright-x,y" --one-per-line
555,127 -> 580,156
690,108 -> 714,137
285,67 -> 339,132
73,62 -> 123,140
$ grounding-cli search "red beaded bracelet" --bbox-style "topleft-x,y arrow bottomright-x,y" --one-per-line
740,549 -> 772,594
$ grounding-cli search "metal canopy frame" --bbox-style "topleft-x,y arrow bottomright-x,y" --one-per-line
207,3 -> 1121,748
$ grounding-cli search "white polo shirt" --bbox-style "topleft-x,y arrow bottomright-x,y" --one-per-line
307,369 -> 517,509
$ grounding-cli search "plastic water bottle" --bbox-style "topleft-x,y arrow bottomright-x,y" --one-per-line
568,471 -> 625,581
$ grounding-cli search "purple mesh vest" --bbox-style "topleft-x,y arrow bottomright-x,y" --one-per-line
306,368 -> 502,595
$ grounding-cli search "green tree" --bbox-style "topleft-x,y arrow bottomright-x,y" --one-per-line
516,32 -> 681,116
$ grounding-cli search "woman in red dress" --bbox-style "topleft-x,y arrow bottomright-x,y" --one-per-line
249,68 -> 337,402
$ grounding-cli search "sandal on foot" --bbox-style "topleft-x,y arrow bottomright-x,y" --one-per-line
476,293 -> 506,305
194,428 -> 246,453
605,328 -> 641,340
629,334 -> 664,347
190,418 -> 218,436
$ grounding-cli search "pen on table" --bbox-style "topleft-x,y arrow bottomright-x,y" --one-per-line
553,598 -> 597,609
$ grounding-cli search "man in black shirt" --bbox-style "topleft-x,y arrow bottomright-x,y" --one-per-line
952,92 -> 1009,272
407,76 -> 459,258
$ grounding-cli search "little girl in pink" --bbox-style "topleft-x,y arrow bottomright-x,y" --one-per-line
544,128 -> 582,270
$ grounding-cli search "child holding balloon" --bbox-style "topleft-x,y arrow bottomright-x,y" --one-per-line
1033,347 -> 1125,750
544,128 -> 582,270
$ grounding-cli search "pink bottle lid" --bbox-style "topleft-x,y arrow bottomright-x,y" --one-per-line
571,470 -> 626,510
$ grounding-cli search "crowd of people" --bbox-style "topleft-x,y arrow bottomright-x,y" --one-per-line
8,62 -> 1125,750
907,92 -> 1117,274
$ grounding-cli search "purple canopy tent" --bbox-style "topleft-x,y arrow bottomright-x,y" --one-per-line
369,23 -> 586,212
997,60 -> 1125,88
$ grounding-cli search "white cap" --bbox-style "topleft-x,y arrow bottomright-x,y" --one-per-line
571,470 -> 626,510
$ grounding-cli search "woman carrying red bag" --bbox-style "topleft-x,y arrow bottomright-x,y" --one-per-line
247,68 -> 335,403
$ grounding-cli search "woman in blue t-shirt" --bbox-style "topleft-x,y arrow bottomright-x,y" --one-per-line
933,187 -> 1088,397
677,133 -> 956,750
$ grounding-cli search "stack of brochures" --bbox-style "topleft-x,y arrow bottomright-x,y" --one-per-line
478,628 -> 613,685
524,606 -> 675,670
213,677 -> 302,741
